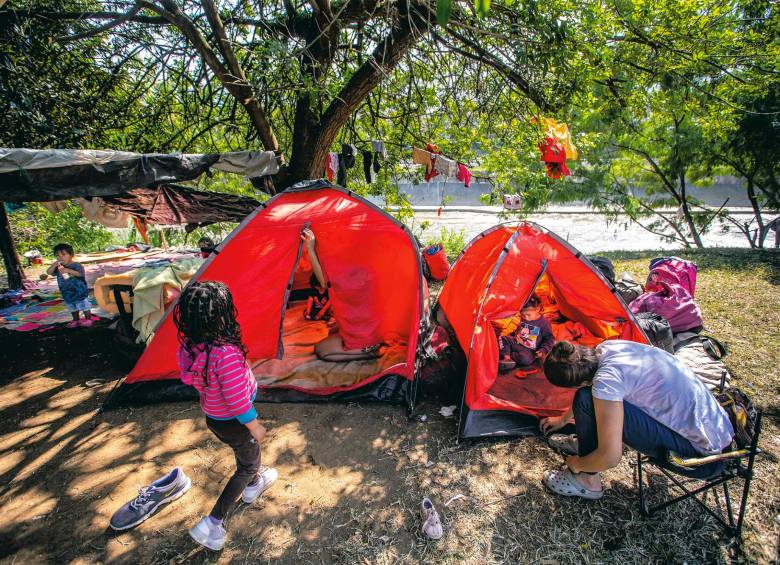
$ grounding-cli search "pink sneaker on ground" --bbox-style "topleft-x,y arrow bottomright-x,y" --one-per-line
79,318 -> 94,327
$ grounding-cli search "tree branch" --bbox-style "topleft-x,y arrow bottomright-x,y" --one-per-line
145,0 -> 279,151
435,26 -> 551,112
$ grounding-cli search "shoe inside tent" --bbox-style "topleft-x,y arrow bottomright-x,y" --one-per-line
437,223 -> 649,439
104,180 -> 426,409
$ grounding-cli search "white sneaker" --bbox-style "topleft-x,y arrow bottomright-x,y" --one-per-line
242,466 -> 278,504
189,516 -> 226,551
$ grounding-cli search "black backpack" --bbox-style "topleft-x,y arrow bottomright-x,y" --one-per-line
715,388 -> 758,449
588,256 -> 615,285
634,312 -> 674,353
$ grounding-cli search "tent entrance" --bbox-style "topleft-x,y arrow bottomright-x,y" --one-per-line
484,271 -> 620,417
249,301 -> 408,392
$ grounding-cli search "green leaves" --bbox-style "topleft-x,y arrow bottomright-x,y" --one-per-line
475,0 -> 491,18
436,0 -> 452,25
437,0 -> 491,26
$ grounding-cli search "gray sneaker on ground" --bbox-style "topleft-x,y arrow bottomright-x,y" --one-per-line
109,467 -> 192,531
547,434 -> 579,456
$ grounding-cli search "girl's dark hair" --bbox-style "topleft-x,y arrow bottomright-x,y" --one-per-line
173,281 -> 246,385
522,294 -> 542,310
543,341 -> 600,388
53,243 -> 74,256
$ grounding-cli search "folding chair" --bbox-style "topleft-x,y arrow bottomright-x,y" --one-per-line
636,409 -> 762,542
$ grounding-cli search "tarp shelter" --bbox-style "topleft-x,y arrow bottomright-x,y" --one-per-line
0,148 -> 279,202
438,223 -> 649,440
0,148 -> 280,289
105,180 -> 427,408
102,184 -> 260,231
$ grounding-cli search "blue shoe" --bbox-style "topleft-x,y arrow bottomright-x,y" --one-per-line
109,467 -> 192,531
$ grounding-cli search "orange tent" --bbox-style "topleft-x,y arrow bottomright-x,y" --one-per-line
106,181 -> 426,408
438,223 -> 649,439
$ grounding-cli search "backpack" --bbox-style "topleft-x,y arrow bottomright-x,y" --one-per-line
418,324 -> 466,403
422,243 -> 450,281
634,312 -> 674,353
615,273 -> 643,304
588,256 -> 615,285
648,257 -> 698,297
715,388 -> 758,449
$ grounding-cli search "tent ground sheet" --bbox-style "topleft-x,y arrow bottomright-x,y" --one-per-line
251,302 -> 408,390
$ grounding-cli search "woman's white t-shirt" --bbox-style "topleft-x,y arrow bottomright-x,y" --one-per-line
592,340 -> 734,455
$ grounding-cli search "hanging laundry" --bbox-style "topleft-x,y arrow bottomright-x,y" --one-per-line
426,143 -> 441,154
361,150 -> 374,184
338,144 -> 357,186
434,155 -> 458,178
133,217 -> 149,245
538,117 -> 578,160
76,197 -> 130,228
539,136 -> 571,179
325,152 -> 339,182
41,200 -> 69,214
412,147 -> 434,180
456,163 -> 472,188
372,140 -> 387,160
4,203 -> 26,213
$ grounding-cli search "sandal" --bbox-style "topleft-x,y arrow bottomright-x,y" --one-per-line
420,497 -> 443,540
547,434 -> 579,456
543,468 -> 603,500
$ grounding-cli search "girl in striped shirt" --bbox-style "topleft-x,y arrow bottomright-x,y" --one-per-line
174,281 -> 277,551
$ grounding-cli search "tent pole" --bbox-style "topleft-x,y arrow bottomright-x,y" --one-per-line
0,204 -> 25,290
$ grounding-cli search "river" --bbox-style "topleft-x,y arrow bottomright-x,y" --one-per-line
408,209 -> 755,253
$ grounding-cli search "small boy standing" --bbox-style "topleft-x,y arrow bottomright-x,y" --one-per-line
47,243 -> 94,328
498,294 -> 554,372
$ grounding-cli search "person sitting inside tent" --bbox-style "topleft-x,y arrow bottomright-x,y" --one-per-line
538,340 -> 734,500
301,228 -> 383,362
496,294 -> 555,372
303,274 -> 332,321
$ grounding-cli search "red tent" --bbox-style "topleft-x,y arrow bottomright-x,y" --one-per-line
107,181 -> 426,407
437,223 -> 649,439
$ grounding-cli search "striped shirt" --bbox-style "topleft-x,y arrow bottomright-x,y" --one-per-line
178,343 -> 258,423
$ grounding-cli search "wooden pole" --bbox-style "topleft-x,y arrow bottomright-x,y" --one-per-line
0,204 -> 26,290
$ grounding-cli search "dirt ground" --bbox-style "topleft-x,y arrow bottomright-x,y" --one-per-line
1,251 -> 779,564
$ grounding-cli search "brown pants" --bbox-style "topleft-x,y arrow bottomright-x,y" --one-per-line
206,417 -> 261,520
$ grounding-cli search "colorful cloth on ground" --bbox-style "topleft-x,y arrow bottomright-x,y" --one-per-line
178,343 -> 258,423
0,295 -> 109,331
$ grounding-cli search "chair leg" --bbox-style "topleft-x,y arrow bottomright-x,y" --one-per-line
637,452 -> 649,516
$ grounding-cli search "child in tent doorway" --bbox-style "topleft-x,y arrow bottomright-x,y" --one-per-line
174,281 -> 278,551
498,294 -> 555,372
46,243 -> 94,328
301,227 -> 383,361
304,274 -> 332,321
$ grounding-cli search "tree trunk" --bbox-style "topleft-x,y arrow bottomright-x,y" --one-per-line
0,204 -> 25,290
679,172 -> 704,248
746,178 -> 767,249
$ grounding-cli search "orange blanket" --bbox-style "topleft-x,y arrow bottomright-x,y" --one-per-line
251,302 -> 407,390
